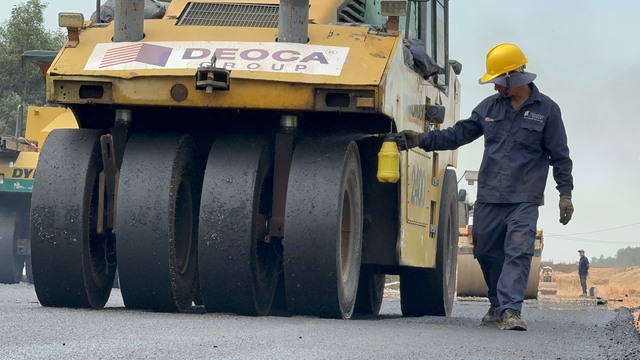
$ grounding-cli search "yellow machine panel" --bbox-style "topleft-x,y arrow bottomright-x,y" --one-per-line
25,107 -> 78,148
48,22 -> 396,112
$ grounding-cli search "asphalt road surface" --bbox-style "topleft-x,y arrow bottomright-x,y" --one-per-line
1,283 -> 638,360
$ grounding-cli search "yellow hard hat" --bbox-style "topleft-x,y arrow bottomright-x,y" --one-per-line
479,43 -> 528,84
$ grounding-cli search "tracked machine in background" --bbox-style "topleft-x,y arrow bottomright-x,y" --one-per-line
538,266 -> 558,296
31,0 -> 463,318
455,176 -> 543,299
457,220 -> 544,299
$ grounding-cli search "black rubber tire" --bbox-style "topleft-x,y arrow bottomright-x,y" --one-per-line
0,210 -> 24,284
284,139 -> 363,319
116,133 -> 200,312
353,264 -> 385,315
400,168 -> 458,317
25,257 -> 34,284
198,136 -> 280,316
193,275 -> 203,306
30,129 -> 116,308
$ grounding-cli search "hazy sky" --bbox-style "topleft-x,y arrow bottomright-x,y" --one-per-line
2,0 -> 639,263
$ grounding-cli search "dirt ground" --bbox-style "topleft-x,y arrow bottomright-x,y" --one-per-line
553,266 -> 640,307
552,266 -> 640,332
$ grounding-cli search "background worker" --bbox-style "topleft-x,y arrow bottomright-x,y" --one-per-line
398,43 -> 574,331
578,249 -> 590,296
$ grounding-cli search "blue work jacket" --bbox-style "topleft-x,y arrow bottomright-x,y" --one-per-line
418,83 -> 573,205
578,256 -> 590,276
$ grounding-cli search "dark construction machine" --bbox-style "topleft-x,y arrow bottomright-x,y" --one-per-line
456,183 -> 543,299
30,0 -> 462,319
0,119 -> 37,284
457,225 -> 544,299
0,51 -> 77,284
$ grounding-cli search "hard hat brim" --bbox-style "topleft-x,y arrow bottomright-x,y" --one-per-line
479,71 -> 536,87
479,72 -> 500,84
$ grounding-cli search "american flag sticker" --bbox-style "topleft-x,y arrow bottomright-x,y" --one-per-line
97,43 -> 172,69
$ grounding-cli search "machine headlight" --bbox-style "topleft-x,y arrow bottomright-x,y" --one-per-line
58,12 -> 84,28
59,12 -> 84,47
381,1 -> 408,16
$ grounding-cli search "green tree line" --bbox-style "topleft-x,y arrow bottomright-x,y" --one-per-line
0,0 -> 63,135
590,246 -> 640,267
546,246 -> 640,269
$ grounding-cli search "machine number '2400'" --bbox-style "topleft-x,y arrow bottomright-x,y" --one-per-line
410,166 -> 426,208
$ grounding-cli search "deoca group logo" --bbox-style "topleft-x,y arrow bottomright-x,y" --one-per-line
185,47 -> 333,73
86,41 -> 350,76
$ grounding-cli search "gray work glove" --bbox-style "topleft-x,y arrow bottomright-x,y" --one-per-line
559,195 -> 573,225
397,130 -> 422,151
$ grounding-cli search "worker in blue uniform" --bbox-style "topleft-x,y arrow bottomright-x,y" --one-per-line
398,43 -> 574,331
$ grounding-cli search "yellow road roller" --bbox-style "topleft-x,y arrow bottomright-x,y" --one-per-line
30,0 -> 464,319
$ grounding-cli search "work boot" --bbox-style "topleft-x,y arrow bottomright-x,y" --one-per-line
481,305 -> 500,326
500,309 -> 527,331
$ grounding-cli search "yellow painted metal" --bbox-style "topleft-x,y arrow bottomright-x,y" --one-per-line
401,224 -> 437,268
308,0 -> 346,23
49,22 -> 395,84
47,21 -> 396,109
165,0 -> 347,24
9,152 -> 38,176
0,107 -> 77,187
378,31 -> 459,268
401,151 -> 437,267
24,107 -> 77,149
355,96 -> 375,108
405,150 -> 430,227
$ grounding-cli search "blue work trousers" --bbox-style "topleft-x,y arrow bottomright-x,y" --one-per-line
472,202 -> 538,316
579,274 -> 588,295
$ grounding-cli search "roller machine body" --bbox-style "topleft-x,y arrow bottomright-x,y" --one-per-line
31,0 -> 462,318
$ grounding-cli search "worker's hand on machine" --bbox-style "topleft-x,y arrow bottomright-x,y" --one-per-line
397,130 -> 422,151
559,195 -> 574,225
